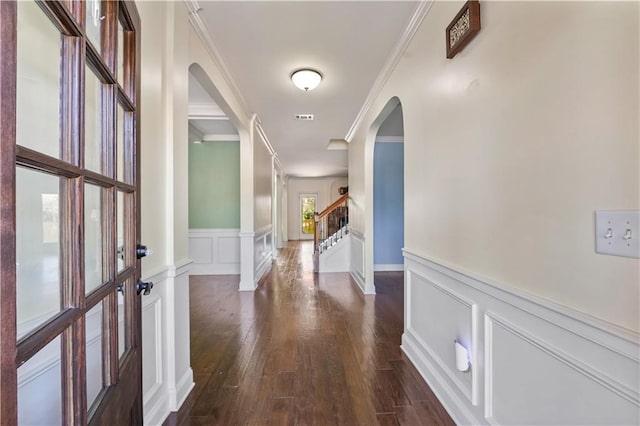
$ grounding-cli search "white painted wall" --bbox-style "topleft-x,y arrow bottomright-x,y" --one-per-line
138,2 -> 196,424
254,130 -> 273,230
139,0 -> 169,277
349,0 -> 639,333
348,2 -> 639,423
286,176 -> 348,241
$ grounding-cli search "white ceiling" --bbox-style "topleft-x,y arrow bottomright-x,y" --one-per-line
188,1 -> 418,177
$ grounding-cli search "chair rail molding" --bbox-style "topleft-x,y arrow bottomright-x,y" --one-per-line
402,248 -> 640,426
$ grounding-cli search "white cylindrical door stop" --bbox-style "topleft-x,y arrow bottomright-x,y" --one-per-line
455,340 -> 470,372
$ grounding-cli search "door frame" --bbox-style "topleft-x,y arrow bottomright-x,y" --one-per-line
299,193 -> 317,241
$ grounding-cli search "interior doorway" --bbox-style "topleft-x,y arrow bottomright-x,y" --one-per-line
300,193 -> 317,240
373,103 -> 405,277
187,65 -> 242,276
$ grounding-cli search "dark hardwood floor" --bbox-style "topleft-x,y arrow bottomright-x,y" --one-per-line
164,241 -> 454,426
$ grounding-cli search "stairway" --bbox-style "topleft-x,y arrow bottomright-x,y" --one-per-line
314,226 -> 350,273
313,194 -> 350,273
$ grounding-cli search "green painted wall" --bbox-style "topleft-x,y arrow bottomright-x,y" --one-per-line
188,141 -> 240,228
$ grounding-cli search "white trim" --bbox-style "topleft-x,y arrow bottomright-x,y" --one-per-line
190,228 -> 239,235
142,299 -> 164,407
169,259 -> 194,278
402,331 -> 480,425
184,1 -> 250,118
188,102 -> 227,119
403,249 -> 639,353
406,275 -> 478,405
255,119 -> 277,158
403,250 -> 640,426
486,312 -> 639,406
202,134 -> 240,142
344,1 -> 434,142
190,229 -> 241,275
349,231 -> 365,293
254,225 -> 274,285
143,260 -> 193,284
255,256 -> 272,285
142,266 -> 170,285
374,263 -> 404,272
143,391 -> 170,426
375,136 -> 404,144
169,367 -> 195,411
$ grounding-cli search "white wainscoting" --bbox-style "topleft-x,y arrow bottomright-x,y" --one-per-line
402,249 -> 639,426
188,229 -> 240,275
349,229 -> 366,292
254,225 -> 273,284
142,260 -> 195,426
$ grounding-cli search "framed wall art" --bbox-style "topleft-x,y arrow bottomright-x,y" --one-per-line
446,0 -> 481,59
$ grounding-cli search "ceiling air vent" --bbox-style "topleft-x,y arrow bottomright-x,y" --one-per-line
295,114 -> 314,121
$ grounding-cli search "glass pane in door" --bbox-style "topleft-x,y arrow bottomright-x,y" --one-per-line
85,0 -> 104,55
117,283 -> 127,359
18,336 -> 62,425
16,0 -> 61,159
116,104 -> 125,182
16,167 -> 61,339
85,184 -> 103,294
117,191 -> 125,272
86,302 -> 104,411
85,66 -> 103,173
117,20 -> 125,85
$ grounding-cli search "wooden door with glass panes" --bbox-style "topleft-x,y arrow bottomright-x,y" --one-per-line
0,0 -> 146,424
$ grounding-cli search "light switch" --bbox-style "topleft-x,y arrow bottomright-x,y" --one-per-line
595,210 -> 640,258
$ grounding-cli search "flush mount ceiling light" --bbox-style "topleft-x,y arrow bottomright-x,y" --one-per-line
290,68 -> 322,91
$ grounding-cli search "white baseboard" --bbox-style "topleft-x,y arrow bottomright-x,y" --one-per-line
402,331 -> 480,425
374,263 -> 403,272
143,389 -> 170,426
403,249 -> 640,426
170,367 -> 195,411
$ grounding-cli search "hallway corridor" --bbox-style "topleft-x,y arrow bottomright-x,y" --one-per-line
165,241 -> 453,425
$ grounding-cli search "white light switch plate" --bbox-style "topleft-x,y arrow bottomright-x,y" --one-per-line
595,210 -> 640,258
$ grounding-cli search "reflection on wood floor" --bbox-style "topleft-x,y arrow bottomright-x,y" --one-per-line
164,241 -> 454,426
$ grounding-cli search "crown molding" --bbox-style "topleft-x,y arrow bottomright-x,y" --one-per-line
344,0 -> 434,142
375,136 -> 404,143
202,134 -> 240,142
253,115 -> 284,173
188,102 -> 228,120
184,0 -> 251,119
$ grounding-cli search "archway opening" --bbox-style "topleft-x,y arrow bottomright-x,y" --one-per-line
187,64 -> 242,276
373,104 -> 404,278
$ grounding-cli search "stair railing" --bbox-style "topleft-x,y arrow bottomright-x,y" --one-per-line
314,193 -> 349,254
